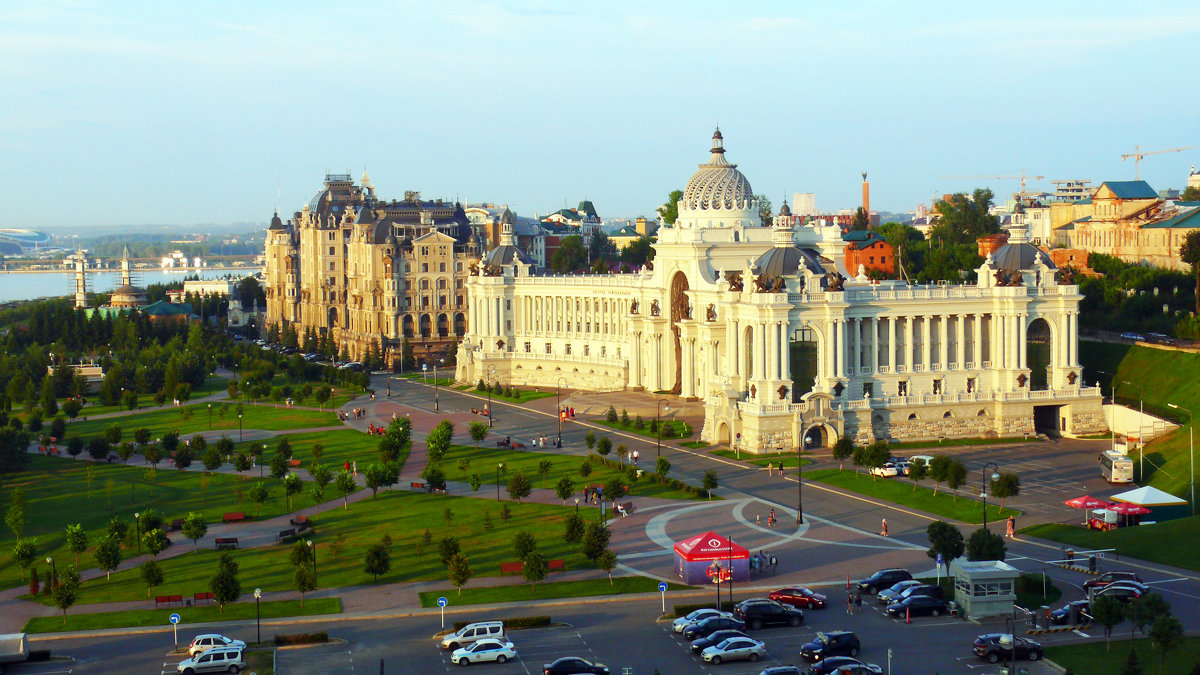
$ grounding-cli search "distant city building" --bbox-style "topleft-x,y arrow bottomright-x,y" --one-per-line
464,204 -> 546,266
263,172 -> 482,365
183,279 -> 237,297
162,251 -> 202,268
1050,180 -> 1093,202
0,229 -> 52,254
1059,179 -> 1200,271
791,193 -> 817,216
1189,167 -> 1200,192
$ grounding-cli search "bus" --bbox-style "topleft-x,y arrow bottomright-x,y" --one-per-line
1100,450 -> 1134,484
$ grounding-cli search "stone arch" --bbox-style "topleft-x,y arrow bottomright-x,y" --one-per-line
742,324 -> 755,382
668,270 -> 690,394
453,312 -> 466,336
419,314 -> 431,338
716,421 -> 732,445
327,306 -> 339,328
977,409 -> 988,417
803,424 -> 838,449
908,413 -> 918,421
1026,317 -> 1053,391
943,410 -> 953,418
436,313 -> 449,337
789,326 -> 820,402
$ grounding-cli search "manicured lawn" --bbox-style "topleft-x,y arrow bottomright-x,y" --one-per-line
1045,636 -> 1200,675
710,449 -> 813,469
679,441 -> 710,449
418,576 -> 690,607
245,650 -> 274,675
593,419 -> 693,440
47,376 -> 232,420
1021,516 -> 1200,572
41,491 -> 598,604
23,598 -> 341,634
884,437 -> 1034,450
435,445 -> 703,500
454,382 -> 558,404
233,429 -> 393,474
806,469 -> 1016,524
67,403 -> 339,438
0,455 -> 318,591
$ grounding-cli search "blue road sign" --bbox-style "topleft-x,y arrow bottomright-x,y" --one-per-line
658,582 -> 668,593
936,553 -> 944,566
169,613 -> 180,625
437,597 -> 448,608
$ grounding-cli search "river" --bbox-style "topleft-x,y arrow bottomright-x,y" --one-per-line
0,268 -> 262,304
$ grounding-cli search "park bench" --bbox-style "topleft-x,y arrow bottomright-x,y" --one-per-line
276,528 -> 296,541
501,559 -> 566,575
290,515 -> 309,528
215,537 -> 239,550
547,559 -> 565,571
155,595 -> 184,608
288,459 -> 302,468
618,502 -> 636,517
193,592 -> 215,606
167,518 -> 184,532
410,482 -> 426,490
222,512 -> 246,523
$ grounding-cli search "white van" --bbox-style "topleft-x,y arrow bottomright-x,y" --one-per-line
176,645 -> 246,674
440,621 -> 505,650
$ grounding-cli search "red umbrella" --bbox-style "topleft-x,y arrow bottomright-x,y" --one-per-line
1064,495 -> 1110,509
1108,501 -> 1152,515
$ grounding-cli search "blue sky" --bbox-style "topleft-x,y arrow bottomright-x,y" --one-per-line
2,1 -> 1197,229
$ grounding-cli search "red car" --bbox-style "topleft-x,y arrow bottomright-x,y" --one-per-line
1081,571 -> 1142,592
769,587 -> 828,609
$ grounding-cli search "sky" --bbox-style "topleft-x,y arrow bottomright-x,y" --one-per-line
2,0 -> 1198,229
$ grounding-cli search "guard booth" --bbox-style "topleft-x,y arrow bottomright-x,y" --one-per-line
950,559 -> 1020,620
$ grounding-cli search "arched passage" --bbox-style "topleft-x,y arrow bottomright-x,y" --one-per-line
789,326 -> 819,402
803,424 -> 837,449
716,422 -> 731,445
1026,318 -> 1052,390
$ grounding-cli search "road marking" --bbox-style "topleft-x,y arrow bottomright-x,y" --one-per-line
1073,630 -> 1090,637
1147,577 -> 1189,585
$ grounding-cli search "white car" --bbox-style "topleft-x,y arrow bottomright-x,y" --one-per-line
700,636 -> 767,664
451,639 -> 516,666
673,608 -> 731,633
869,463 -> 899,477
188,634 -> 246,657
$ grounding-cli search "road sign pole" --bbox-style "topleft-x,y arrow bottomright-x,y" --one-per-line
437,596 -> 448,629
169,612 -> 181,650
658,581 -> 668,613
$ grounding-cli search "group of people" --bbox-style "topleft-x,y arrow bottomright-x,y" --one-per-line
470,406 -> 490,416
582,484 -> 604,504
339,408 -> 367,422
765,461 -> 786,477
846,591 -> 864,614
365,423 -> 387,436
749,550 -> 777,574
756,508 -> 779,528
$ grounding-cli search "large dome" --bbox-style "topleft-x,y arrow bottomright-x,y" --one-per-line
681,129 -> 753,213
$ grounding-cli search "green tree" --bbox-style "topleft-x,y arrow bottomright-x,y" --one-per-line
865,441 -> 890,481
270,452 -> 289,480
181,512 -> 207,549
52,566 -> 80,624
1181,229 -> 1200,313
1149,615 -> 1184,674
143,528 -> 170,557
908,457 -> 929,489
105,516 -> 128,543
523,550 -> 548,588
1182,185 -> 1200,202
655,457 -> 671,483
439,536 -> 461,565
850,206 -> 869,230
549,235 -> 588,273
930,189 -> 1000,245
140,559 -> 164,597
851,445 -> 869,474
702,469 -> 718,498
425,420 -> 454,464
753,194 -> 773,227
538,459 -> 553,487
104,422 -> 123,446
990,472 -> 1020,512
507,472 -> 532,503
363,542 -> 391,580
1120,649 -> 1142,675
581,521 -> 611,564
831,437 -> 853,471
232,452 -> 252,478
585,431 -> 596,449
293,563 -> 317,606
555,476 -> 575,505
335,471 -> 356,509
946,459 -> 968,500
447,552 -> 472,596
64,523 -> 87,568
173,444 -> 193,471
595,437 -> 612,457
564,510 -> 585,544
598,548 -> 618,585
620,236 -> 656,267
1127,593 -> 1171,641
468,421 -> 488,450
925,521 -> 964,575
579,460 -> 592,478
5,487 -> 25,538
468,473 -> 482,494
11,538 -> 36,580
93,535 -> 121,580
928,455 -> 951,495
513,530 -> 537,560
658,189 -> 683,225
965,527 -> 1005,561
209,552 -> 241,612
202,446 -> 223,472
248,481 -> 269,518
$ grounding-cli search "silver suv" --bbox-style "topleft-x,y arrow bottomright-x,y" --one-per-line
176,646 -> 245,674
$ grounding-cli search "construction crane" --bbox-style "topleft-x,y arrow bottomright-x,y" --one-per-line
1120,145 -> 1197,179
939,171 -> 1045,194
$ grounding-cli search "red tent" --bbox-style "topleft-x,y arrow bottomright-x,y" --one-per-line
674,532 -> 750,584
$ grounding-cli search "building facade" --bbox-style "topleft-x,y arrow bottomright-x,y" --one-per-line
457,131 -> 1104,451
1060,180 -> 1200,271
263,172 -> 481,364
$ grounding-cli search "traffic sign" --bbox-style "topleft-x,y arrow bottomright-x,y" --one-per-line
936,553 -> 944,566
169,613 -> 180,624
658,582 -> 668,593
437,597 -> 448,608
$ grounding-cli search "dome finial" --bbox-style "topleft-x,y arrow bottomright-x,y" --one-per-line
711,126 -> 724,154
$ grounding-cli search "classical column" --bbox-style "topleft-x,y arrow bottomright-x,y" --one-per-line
1019,312 -> 1028,369
835,319 -> 846,378
887,316 -> 896,372
1069,312 -> 1078,366
904,316 -> 914,373
921,317 -> 931,371
871,317 -> 879,374
682,338 -> 695,398
938,315 -> 949,371
956,314 -> 966,369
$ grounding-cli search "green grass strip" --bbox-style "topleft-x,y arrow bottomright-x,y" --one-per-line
418,576 -> 690,607
592,419 -> 693,440
1021,517 -> 1200,572
1045,635 -> 1200,675
709,450 -> 813,469
806,469 -> 1016,524
23,598 -> 341,634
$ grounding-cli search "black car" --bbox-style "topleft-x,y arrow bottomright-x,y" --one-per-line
895,584 -> 943,603
972,634 -> 1043,663
1094,581 -> 1150,603
799,631 -> 860,661
885,595 -> 948,618
543,656 -> 610,674
732,600 -> 804,629
856,568 -> 912,595
1049,600 -> 1089,625
683,616 -> 746,641
691,629 -> 750,654
808,656 -> 883,674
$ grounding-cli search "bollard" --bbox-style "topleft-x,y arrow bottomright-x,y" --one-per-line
1088,555 -> 1097,573
1040,605 -> 1049,630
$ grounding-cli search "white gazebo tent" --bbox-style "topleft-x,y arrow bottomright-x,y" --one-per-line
1110,485 -> 1189,522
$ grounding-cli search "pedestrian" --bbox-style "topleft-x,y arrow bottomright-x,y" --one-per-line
847,594 -> 854,614
880,518 -> 888,537
756,513 -> 761,527
767,461 -> 773,477
854,592 -> 862,614
1006,515 -> 1016,539
769,508 -> 776,528
770,554 -> 777,574
352,461 -> 357,477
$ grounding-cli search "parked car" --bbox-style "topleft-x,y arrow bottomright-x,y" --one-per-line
452,639 -> 517,666
892,459 -> 911,475
176,646 -> 246,674
908,455 -> 935,471
543,656 -> 610,674
756,666 -> 804,675
829,665 -> 884,675
769,587 -> 828,609
894,584 -> 944,604
876,580 -> 924,605
807,657 -> 883,675
1094,581 -> 1150,603
972,633 -> 1043,663
799,631 -> 861,661
673,608 -> 731,633
1147,332 -> 1177,345
683,616 -> 745,641
856,569 -> 912,595
691,629 -> 750,654
885,595 -> 948,618
1120,331 -> 1145,342
868,462 -> 899,477
732,600 -> 805,629
188,635 -> 246,657
701,637 -> 767,664
441,621 -> 506,650
1081,571 -> 1143,591
1049,600 -> 1090,625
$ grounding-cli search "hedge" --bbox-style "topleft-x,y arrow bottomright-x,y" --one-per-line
672,602 -> 720,617
451,615 -> 551,631
274,631 -> 329,646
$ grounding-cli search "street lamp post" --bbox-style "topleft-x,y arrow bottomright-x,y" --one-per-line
45,556 -> 55,591
134,512 -> 141,555
488,365 -> 497,428
307,539 -> 316,576
796,443 -> 805,525
496,463 -> 504,501
207,403 -> 212,431
981,462 -> 1000,531
1123,380 -> 1146,481
557,377 -> 568,447
238,412 -> 243,443
1168,403 -> 1195,515
253,588 -> 262,644
434,357 -> 445,411
656,399 -> 671,459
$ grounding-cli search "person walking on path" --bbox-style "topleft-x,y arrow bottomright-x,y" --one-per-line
880,518 -> 888,536
769,508 -> 776,528
847,594 -> 854,615
1006,515 -> 1016,538
352,460 -> 358,477
854,592 -> 862,614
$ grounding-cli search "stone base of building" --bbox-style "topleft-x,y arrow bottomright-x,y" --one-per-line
457,350 -> 629,392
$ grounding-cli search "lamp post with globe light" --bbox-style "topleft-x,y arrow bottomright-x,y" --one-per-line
656,399 -> 671,459
496,463 -> 504,501
134,512 -> 141,555
254,588 -> 262,644
434,358 -> 445,411
981,462 -> 1000,531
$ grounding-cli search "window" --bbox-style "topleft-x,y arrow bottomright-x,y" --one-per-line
584,345 -> 590,356
601,346 -> 607,357
869,256 -> 875,264
505,299 -> 511,310
862,382 -> 873,397
422,263 -> 429,273
966,377 -> 975,393
565,344 -> 572,355
524,342 -> 531,353
545,343 -> 552,354
328,246 -> 335,255
932,379 -> 942,395
328,261 -> 335,271
439,262 -> 446,272
897,381 -> 907,396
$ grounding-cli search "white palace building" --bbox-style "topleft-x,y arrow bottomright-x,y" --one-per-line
456,131 -> 1105,452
